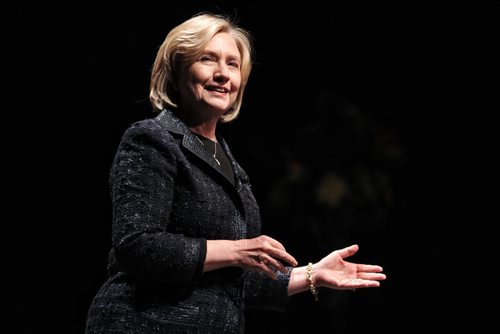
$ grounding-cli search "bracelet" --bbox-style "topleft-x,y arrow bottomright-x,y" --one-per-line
306,262 -> 319,301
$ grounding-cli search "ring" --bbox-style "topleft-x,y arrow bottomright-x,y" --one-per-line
256,254 -> 264,263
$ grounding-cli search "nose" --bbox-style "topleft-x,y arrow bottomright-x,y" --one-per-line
214,62 -> 230,83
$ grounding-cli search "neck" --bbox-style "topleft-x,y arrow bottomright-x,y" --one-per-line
189,121 -> 217,141
175,108 -> 220,141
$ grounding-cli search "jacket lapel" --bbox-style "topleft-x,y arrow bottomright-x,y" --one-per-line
155,109 -> 241,188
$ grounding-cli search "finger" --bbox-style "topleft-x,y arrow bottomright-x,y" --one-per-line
248,254 -> 278,279
265,248 -> 298,267
258,253 -> 288,275
257,261 -> 278,280
357,272 -> 387,281
339,279 -> 381,289
336,244 -> 359,259
354,280 -> 381,288
251,253 -> 263,264
356,264 -> 384,273
261,235 -> 286,251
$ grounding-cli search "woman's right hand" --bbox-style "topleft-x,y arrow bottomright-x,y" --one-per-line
234,235 -> 298,279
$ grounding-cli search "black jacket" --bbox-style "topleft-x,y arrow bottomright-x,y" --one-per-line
86,109 -> 290,333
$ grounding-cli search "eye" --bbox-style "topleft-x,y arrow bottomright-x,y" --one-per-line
228,60 -> 240,69
200,55 -> 214,62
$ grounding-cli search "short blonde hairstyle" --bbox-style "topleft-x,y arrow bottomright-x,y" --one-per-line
150,13 -> 253,123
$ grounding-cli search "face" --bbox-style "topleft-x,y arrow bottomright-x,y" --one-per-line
178,32 -> 242,118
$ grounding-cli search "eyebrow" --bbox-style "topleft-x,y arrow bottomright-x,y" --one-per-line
202,49 -> 241,63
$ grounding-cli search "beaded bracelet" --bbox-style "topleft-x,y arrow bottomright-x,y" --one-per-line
306,262 -> 319,301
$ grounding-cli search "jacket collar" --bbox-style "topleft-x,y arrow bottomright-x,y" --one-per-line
155,109 -> 249,190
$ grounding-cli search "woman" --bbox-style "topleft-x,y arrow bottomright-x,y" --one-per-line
85,12 -> 386,333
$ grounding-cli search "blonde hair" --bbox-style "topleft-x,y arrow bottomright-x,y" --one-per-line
150,13 -> 253,123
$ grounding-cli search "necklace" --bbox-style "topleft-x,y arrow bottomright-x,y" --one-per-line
212,141 -> 221,165
196,135 -> 221,165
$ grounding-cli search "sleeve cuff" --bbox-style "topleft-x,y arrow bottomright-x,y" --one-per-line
194,238 -> 207,280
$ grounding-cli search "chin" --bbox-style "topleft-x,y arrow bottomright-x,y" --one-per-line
205,102 -> 232,113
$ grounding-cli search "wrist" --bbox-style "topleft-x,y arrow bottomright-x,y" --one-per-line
306,262 -> 319,301
205,240 -> 240,272
232,239 -> 245,267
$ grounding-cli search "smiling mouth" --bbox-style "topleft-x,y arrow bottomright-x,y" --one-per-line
205,86 -> 229,94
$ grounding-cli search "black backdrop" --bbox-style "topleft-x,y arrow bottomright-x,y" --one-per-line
8,1 -> 499,333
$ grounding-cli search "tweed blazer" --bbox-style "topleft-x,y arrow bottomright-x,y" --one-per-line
86,109 -> 291,334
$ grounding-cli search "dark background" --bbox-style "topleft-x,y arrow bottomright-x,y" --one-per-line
8,1 -> 499,333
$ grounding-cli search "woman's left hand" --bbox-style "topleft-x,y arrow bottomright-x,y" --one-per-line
313,244 -> 386,290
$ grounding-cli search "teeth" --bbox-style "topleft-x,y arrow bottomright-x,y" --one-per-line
208,86 -> 227,93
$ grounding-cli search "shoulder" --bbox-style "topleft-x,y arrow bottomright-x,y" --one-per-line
121,109 -> 186,143
110,117 -> 181,169
112,116 -> 180,169
124,116 -> 164,138
119,116 -> 176,149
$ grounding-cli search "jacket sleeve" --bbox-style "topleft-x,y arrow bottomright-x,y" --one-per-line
110,120 -> 206,288
243,267 -> 291,312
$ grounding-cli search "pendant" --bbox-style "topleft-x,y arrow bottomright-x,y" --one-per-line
214,156 -> 221,165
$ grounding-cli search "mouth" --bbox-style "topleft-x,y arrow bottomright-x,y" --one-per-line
205,85 -> 229,94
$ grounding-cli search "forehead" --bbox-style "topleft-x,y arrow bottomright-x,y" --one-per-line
204,32 -> 241,58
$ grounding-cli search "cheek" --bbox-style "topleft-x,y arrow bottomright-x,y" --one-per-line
231,75 -> 242,92
186,75 -> 206,97
186,65 -> 209,86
